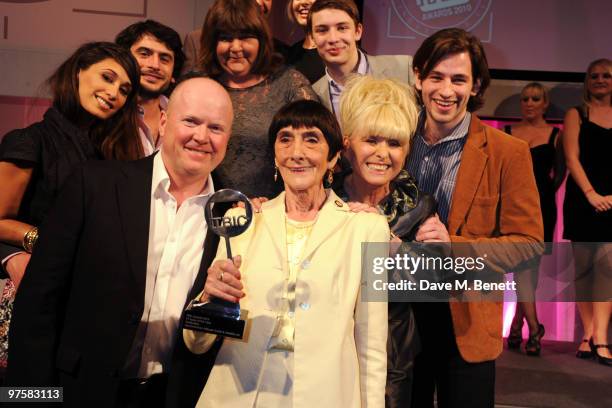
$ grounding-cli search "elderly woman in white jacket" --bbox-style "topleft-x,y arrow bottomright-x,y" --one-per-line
184,100 -> 389,407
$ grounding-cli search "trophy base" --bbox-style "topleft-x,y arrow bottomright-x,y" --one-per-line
184,301 -> 249,339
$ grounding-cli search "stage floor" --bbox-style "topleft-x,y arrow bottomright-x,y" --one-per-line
495,340 -> 611,408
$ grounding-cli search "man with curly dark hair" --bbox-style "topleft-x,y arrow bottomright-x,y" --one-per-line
405,28 -> 543,408
116,20 -> 186,156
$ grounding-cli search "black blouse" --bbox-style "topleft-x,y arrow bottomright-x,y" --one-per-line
0,107 -> 101,226
287,40 -> 326,84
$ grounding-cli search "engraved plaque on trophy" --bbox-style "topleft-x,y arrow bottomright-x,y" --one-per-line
183,189 -> 253,339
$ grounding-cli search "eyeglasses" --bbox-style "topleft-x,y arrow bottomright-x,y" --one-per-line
589,72 -> 612,80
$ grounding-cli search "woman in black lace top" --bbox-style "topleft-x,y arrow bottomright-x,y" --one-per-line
199,0 -> 318,198
333,75 -> 448,407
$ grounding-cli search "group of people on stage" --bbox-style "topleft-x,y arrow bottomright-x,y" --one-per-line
0,0 -> 610,407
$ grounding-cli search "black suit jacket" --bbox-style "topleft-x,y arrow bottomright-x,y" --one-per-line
7,155 -> 219,407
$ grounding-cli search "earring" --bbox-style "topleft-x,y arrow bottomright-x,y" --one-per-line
327,169 -> 334,185
274,165 -> 278,182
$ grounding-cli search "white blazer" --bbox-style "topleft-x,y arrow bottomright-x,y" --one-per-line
185,191 -> 389,407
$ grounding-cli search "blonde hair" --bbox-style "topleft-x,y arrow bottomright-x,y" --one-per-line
339,75 -> 419,147
583,58 -> 612,106
521,82 -> 549,106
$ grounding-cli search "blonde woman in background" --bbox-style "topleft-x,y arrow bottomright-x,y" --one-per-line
504,82 -> 565,356
563,58 -> 612,366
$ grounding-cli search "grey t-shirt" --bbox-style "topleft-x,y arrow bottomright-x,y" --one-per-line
214,68 -> 318,198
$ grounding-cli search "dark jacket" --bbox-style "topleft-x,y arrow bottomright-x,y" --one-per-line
0,107 -> 100,270
7,156 -> 219,407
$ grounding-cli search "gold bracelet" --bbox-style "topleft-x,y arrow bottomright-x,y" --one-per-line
22,227 -> 39,253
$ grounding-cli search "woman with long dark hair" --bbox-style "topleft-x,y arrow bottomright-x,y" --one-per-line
0,42 -> 141,371
285,0 -> 326,83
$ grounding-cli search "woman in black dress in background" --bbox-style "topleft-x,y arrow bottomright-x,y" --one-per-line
563,58 -> 612,366
285,0 -> 326,83
505,83 -> 565,356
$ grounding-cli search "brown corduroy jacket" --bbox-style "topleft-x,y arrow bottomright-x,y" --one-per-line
446,116 -> 544,363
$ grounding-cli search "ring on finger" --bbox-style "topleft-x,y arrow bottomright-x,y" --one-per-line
219,271 -> 224,282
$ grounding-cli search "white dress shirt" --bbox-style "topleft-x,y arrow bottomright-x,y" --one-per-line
126,152 -> 214,378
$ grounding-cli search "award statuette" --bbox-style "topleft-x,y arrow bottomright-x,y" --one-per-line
183,189 -> 253,339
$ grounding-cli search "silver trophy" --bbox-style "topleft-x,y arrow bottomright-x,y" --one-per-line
183,189 -> 253,339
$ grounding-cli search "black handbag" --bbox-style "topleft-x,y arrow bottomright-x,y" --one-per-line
379,169 -> 437,241
389,192 -> 437,241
